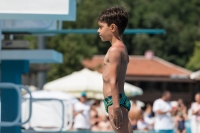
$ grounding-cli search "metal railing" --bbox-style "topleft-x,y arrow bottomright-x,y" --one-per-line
24,98 -> 65,133
0,83 -> 75,132
22,98 -> 73,133
0,83 -> 32,127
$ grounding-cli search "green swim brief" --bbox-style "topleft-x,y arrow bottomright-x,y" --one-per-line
103,93 -> 131,113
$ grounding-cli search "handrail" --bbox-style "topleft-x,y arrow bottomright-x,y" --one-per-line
23,98 -> 65,133
0,83 -> 22,126
0,82 -> 73,131
22,98 -> 74,132
63,101 -> 73,131
0,83 -> 33,127
17,85 -> 32,125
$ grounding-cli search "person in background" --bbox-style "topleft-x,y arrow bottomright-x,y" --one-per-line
144,103 -> 154,118
175,112 -> 186,133
90,107 -> 99,130
177,99 -> 187,115
98,115 -> 113,131
128,100 -> 142,130
153,91 -> 174,133
91,122 -> 99,131
73,92 -> 91,130
93,100 -> 107,118
143,103 -> 154,130
191,93 -> 200,133
174,99 -> 187,133
137,111 -> 152,131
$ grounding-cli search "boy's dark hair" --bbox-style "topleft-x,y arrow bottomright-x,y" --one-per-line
98,6 -> 128,35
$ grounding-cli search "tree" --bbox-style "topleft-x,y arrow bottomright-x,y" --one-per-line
186,41 -> 200,71
124,0 -> 200,67
25,0 -> 200,81
46,34 -> 97,81
63,0 -> 200,68
46,0 -> 126,81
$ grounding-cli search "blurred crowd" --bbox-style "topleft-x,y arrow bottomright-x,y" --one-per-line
71,91 -> 200,133
129,91 -> 188,133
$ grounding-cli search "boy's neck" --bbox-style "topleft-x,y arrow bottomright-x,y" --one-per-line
110,34 -> 123,46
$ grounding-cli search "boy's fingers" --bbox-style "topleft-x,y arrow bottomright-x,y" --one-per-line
114,118 -> 121,129
117,118 -> 120,128
115,118 -> 118,128
113,119 -> 117,129
121,119 -> 123,124
119,117 -> 123,124
118,118 -> 122,127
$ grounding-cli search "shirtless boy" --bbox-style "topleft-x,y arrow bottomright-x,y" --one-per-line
97,6 -> 132,133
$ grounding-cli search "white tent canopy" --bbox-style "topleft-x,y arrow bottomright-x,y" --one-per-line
43,68 -> 143,99
190,70 -> 200,80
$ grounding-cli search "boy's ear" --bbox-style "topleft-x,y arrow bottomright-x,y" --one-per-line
110,24 -> 117,33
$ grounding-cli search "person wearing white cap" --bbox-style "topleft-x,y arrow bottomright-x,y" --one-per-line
73,92 -> 91,130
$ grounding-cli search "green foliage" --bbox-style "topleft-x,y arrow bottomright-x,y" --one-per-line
186,42 -> 200,71
46,34 -> 97,81
64,0 -> 200,68
124,0 -> 200,67
23,35 -> 37,49
40,0 -> 200,80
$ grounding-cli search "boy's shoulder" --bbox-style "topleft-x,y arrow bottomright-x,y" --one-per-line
109,42 -> 125,51
108,46 -> 124,57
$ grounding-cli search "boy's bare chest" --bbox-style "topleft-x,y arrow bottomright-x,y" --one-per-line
103,52 -> 109,64
103,53 -> 109,81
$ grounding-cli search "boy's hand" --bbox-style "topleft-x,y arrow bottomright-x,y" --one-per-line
110,107 -> 123,129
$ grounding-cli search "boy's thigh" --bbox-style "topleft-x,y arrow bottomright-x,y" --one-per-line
108,106 -> 131,133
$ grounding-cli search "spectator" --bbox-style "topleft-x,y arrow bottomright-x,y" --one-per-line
174,99 -> 187,133
177,99 -> 187,117
128,100 -> 142,130
73,92 -> 91,130
175,112 -> 186,133
90,107 -> 98,128
191,93 -> 200,133
144,103 -> 154,118
98,115 -> 112,131
92,100 -> 107,118
144,103 -> 154,130
187,103 -> 193,120
91,122 -> 99,131
137,111 -> 152,131
171,101 -> 179,117
153,91 -> 174,133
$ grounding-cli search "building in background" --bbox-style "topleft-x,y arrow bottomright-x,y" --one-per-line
83,51 -> 199,105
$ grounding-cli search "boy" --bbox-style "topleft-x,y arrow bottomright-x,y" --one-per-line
97,6 -> 132,133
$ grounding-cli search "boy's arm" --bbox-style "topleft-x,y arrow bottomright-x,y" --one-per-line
109,47 -> 122,129
109,47 -> 121,108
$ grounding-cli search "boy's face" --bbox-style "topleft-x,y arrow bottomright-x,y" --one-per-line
97,21 -> 112,42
